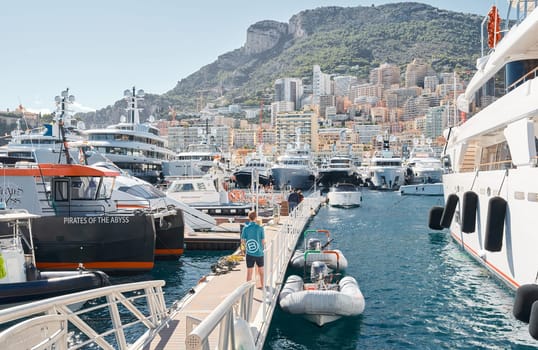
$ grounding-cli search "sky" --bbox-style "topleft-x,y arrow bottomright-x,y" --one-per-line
0,1 -> 510,113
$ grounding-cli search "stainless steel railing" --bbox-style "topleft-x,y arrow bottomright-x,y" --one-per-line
0,280 -> 168,350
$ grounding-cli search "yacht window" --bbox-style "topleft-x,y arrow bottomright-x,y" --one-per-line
53,179 -> 69,201
480,141 -> 512,171
180,183 -> 194,192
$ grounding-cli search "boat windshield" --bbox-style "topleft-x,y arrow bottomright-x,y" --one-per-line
118,183 -> 165,199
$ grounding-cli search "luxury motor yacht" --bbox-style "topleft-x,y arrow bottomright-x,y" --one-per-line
271,130 -> 317,191
429,3 -> 538,339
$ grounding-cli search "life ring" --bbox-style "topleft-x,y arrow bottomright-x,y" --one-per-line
440,194 -> 459,228
513,284 -> 538,323
461,191 -> 478,233
428,206 -> 445,230
228,190 -> 246,203
484,196 -> 506,252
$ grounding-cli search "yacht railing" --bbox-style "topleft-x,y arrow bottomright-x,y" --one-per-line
507,66 -> 538,92
0,280 -> 168,350
184,195 -> 319,349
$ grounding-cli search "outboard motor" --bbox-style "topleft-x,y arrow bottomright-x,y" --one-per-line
307,238 -> 322,251
310,261 -> 328,282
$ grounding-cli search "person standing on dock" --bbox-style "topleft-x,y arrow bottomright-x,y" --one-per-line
241,210 -> 265,289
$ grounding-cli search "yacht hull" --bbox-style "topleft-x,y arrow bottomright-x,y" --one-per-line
317,170 -> 360,188
271,167 -> 315,191
443,168 -> 538,290
232,171 -> 271,188
25,215 -> 156,274
154,210 -> 185,259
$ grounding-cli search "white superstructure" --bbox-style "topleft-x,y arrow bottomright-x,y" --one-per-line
439,1 -> 538,291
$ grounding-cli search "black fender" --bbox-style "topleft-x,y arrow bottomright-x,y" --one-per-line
484,196 -> 507,252
428,206 -> 445,230
440,194 -> 459,228
461,191 -> 478,233
513,284 -> 538,323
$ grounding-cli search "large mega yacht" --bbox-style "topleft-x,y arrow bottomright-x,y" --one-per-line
271,130 -> 317,191
431,1 -> 538,302
404,137 -> 443,185
74,87 -> 175,184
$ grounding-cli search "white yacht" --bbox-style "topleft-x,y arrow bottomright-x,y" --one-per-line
367,150 -> 406,190
162,142 -> 224,178
317,155 -> 361,188
232,147 -> 272,189
73,87 -> 175,184
404,137 -> 444,185
0,89 -> 85,164
271,129 -> 317,191
165,175 -> 251,216
327,183 -> 362,208
429,2 -> 538,333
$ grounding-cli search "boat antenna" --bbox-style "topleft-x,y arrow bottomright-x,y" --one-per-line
54,88 -> 75,164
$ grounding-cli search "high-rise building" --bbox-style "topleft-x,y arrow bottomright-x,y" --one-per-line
275,111 -> 318,153
424,106 -> 446,139
333,75 -> 358,97
424,75 -> 439,93
405,58 -> 435,88
274,77 -> 303,109
313,65 -> 332,105
369,63 -> 400,89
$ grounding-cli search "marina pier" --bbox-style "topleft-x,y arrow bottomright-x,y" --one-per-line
147,196 -> 320,349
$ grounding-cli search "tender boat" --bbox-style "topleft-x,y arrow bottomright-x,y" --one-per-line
290,229 -> 348,272
427,2 -> 538,340
0,209 -> 110,307
326,183 -> 362,208
279,261 -> 365,326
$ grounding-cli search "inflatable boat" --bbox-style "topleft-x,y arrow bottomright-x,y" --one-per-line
279,261 -> 365,326
290,229 -> 348,272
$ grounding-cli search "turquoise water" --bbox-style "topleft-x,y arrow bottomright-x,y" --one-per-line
110,191 -> 538,349
265,191 -> 537,349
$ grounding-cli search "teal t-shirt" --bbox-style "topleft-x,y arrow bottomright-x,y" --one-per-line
241,221 -> 265,257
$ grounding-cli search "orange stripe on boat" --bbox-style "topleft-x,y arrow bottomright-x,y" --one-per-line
36,261 -> 154,270
155,248 -> 184,256
1,163 -> 120,177
451,231 -> 519,289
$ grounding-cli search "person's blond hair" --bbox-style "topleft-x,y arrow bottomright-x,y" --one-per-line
248,210 -> 257,221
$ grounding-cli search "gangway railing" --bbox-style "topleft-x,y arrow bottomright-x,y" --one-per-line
0,280 -> 168,350
185,195 -> 320,349
184,282 -> 255,350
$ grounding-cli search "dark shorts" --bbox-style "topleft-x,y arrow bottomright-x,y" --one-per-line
246,255 -> 264,268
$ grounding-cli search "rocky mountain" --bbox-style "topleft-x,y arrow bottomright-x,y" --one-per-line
84,2 -> 483,123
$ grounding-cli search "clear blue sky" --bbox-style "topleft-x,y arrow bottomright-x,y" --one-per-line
0,1 -> 509,113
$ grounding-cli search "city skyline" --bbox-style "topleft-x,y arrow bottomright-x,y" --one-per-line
1,1 -> 508,113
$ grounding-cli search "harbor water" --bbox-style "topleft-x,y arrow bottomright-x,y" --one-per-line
265,191 -> 537,349
112,191 -> 537,349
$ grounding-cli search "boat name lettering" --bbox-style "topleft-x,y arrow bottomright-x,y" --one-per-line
63,216 -> 130,224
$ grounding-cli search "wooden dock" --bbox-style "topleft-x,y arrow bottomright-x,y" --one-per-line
145,197 -> 320,349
